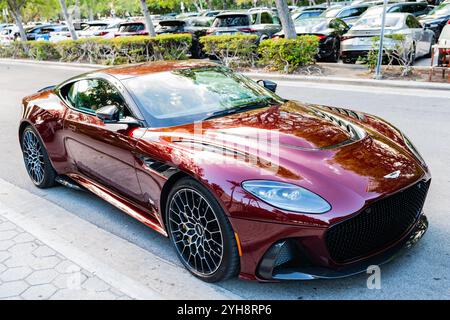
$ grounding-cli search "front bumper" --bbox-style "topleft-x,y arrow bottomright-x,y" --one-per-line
257,214 -> 428,280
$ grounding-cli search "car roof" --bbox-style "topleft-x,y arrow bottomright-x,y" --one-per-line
98,60 -> 219,80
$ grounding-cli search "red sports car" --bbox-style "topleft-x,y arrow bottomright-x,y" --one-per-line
19,61 -> 430,282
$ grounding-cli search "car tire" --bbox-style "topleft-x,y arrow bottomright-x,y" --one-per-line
327,41 -> 340,63
21,126 -> 57,188
424,37 -> 435,58
343,57 -> 356,64
165,177 -> 240,283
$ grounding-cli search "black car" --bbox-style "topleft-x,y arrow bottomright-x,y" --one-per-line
420,2 -> 450,38
14,24 -> 62,41
273,17 -> 350,62
155,18 -> 213,58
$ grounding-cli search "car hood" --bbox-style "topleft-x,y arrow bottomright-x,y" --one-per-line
138,100 -> 426,220
150,101 -> 362,151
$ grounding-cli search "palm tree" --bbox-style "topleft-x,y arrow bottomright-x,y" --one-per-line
139,0 -> 156,37
6,0 -> 27,41
274,0 -> 297,39
58,0 -> 78,40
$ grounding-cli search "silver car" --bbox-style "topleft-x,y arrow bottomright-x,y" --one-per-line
207,10 -> 281,41
341,13 -> 435,63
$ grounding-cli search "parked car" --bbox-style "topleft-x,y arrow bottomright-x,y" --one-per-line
78,20 -> 122,39
420,2 -> 450,38
35,25 -> 69,41
156,18 -> 212,58
0,26 -> 17,44
292,9 -> 324,21
208,10 -> 281,41
341,13 -> 435,63
201,10 -> 222,17
11,24 -> 62,41
291,5 -> 327,20
323,2 -> 374,27
20,60 -> 431,283
437,24 -> 450,64
0,23 -> 14,32
362,2 -> 433,18
115,21 -> 148,37
273,17 -> 350,62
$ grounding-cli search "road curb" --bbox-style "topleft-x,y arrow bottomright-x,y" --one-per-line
1,58 -> 448,91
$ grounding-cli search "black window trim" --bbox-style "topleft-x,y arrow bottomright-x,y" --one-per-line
56,73 -> 147,126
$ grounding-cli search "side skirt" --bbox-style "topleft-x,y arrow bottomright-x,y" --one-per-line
67,173 -> 168,237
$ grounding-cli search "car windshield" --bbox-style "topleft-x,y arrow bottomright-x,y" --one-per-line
118,23 -> 145,32
428,3 -> 450,16
212,15 -> 250,27
86,24 -> 108,31
353,15 -> 403,28
295,18 -> 328,28
124,66 -> 283,127
321,7 -> 342,17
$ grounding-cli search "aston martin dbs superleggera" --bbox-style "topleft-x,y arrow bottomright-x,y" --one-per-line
19,60 -> 430,282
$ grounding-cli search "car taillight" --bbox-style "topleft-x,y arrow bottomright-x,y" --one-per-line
316,34 -> 327,40
95,31 -> 108,37
238,27 -> 257,33
447,20 -> 450,24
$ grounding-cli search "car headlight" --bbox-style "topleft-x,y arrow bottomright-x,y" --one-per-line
241,180 -> 331,214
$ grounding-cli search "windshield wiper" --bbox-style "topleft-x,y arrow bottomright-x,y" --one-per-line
203,100 -> 276,121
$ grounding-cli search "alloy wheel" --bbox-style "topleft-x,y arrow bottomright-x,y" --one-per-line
22,130 -> 45,185
168,188 -> 224,276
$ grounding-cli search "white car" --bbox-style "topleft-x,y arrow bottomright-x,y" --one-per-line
0,26 -> 18,44
78,20 -> 122,39
341,13 -> 435,63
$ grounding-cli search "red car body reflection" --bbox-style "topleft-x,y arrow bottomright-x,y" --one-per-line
19,61 -> 430,281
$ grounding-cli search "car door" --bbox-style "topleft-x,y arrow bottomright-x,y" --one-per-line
406,15 -> 425,55
61,77 -> 144,203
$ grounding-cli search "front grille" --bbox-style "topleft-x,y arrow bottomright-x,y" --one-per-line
326,180 -> 430,263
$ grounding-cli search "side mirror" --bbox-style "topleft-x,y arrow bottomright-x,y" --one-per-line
96,105 -> 120,123
257,80 -> 277,93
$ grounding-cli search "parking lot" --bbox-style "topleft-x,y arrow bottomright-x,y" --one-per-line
1,61 -> 449,299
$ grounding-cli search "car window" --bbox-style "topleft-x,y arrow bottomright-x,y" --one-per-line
124,66 -> 283,127
261,12 -> 273,24
65,79 -> 130,118
118,23 -> 145,32
212,15 -> 250,27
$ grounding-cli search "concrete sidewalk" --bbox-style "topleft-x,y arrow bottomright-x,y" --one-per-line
0,212 -> 131,300
0,178 -> 240,300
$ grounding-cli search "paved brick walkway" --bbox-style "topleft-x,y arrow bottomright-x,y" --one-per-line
0,215 -> 131,300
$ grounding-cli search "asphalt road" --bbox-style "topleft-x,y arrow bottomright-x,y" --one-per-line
1,61 -> 449,299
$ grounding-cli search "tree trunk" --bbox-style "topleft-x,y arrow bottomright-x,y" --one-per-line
59,0 -> 78,40
139,0 -> 156,37
7,0 -> 27,41
274,0 -> 296,39
206,0 -> 213,10
326,0 -> 331,7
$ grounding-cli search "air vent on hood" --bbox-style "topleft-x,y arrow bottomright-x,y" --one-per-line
321,106 -> 365,121
314,109 -> 366,143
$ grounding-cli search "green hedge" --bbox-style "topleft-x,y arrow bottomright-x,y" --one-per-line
0,34 -> 320,73
259,35 -> 319,73
0,34 -> 192,65
199,35 -> 259,68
